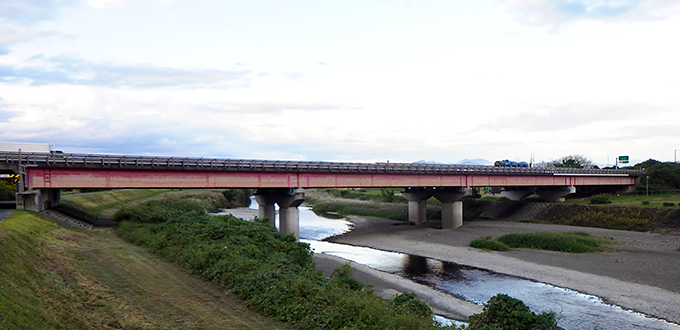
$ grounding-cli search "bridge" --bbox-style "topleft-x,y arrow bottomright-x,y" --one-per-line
0,151 -> 643,238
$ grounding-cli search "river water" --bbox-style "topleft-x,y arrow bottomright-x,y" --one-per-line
215,198 -> 680,330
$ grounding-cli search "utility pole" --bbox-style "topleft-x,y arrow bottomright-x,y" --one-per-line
646,175 -> 649,197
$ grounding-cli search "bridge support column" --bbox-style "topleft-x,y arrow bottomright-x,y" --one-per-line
433,188 -> 468,229
254,194 -> 277,226
16,188 -> 61,212
402,187 -> 469,228
254,188 -> 305,239
536,186 -> 576,202
401,188 -> 432,225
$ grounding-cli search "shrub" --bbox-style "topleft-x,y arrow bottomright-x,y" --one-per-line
380,188 -> 397,203
470,237 -> 511,251
114,199 -> 439,330
663,202 -> 675,207
642,201 -> 651,205
496,232 -> 615,253
553,209 -> 652,232
590,196 -> 611,204
114,199 -> 205,223
0,180 -> 15,200
467,294 -> 562,330
221,189 -> 253,208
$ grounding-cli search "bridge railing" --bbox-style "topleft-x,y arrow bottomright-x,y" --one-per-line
0,152 -> 643,177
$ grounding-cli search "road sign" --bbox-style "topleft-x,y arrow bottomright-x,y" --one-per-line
618,155 -> 629,164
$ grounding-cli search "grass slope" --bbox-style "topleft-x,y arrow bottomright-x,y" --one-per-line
0,210 -> 293,330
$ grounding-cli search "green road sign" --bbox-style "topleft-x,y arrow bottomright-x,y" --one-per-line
618,155 -> 629,163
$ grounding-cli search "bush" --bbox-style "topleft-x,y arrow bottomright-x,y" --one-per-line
663,202 -> 675,207
550,209 -> 652,232
221,189 -> 253,208
114,199 -> 206,223
590,196 -> 611,204
467,294 -> 562,330
0,180 -> 15,201
642,201 -> 651,205
496,232 -> 615,253
470,237 -> 511,251
381,188 -> 397,203
114,199 -> 439,330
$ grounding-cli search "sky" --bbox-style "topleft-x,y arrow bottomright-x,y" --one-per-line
1,0 -> 679,166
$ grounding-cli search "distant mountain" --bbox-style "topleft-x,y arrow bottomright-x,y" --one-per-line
456,158 -> 493,166
413,160 -> 443,164
413,159 -> 492,166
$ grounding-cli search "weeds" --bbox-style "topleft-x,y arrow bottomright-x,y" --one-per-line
0,211 -> 161,329
470,232 -> 616,253
470,236 -> 511,251
114,200 -> 444,329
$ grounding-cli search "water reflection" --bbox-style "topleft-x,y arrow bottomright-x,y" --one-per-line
305,240 -> 680,330
222,197 -> 680,330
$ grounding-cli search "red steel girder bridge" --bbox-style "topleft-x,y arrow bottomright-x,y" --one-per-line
0,152 -> 643,238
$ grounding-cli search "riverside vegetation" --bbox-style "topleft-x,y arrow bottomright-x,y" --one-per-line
111,191 -> 563,330
0,188 -> 565,329
470,232 -> 616,253
113,195 -> 446,329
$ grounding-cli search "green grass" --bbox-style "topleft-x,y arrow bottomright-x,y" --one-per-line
470,232 -> 617,253
60,189 -> 228,219
470,236 -> 511,251
569,193 -> 680,208
114,199 -> 446,329
60,189 -> 172,217
0,210 -> 161,329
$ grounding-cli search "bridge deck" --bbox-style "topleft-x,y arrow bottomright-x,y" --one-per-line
0,152 -> 642,189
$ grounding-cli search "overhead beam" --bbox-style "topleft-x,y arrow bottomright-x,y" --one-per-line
24,168 -> 639,189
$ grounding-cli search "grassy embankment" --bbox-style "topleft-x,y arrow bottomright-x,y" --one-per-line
113,197 -> 450,330
0,210 -> 161,329
1,189 -> 565,329
568,193 -> 680,207
59,188 -> 229,219
0,190 -> 295,330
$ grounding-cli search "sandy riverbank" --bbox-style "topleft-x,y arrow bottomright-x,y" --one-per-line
326,216 -> 680,325
213,206 -> 680,323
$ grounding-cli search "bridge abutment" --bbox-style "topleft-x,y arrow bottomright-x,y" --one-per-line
16,188 -> 61,212
254,188 -> 305,239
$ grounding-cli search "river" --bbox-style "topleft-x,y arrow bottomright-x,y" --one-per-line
212,198 -> 680,330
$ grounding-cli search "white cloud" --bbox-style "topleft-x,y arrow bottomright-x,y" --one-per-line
498,0 -> 680,28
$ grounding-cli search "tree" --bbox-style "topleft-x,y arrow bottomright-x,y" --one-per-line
467,294 -> 563,330
632,159 -> 680,191
552,155 -> 597,169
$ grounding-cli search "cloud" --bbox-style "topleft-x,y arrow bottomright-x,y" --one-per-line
485,101 -> 677,133
193,101 -> 349,115
84,0 -> 172,9
0,0 -> 71,24
498,0 -> 680,27
0,55 -> 254,88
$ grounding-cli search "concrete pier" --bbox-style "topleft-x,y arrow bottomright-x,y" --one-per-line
254,188 -> 305,239
401,187 -> 469,229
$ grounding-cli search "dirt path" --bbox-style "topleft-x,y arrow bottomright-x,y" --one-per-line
74,230 -> 292,330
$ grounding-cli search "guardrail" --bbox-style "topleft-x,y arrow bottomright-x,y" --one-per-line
0,151 -> 643,177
